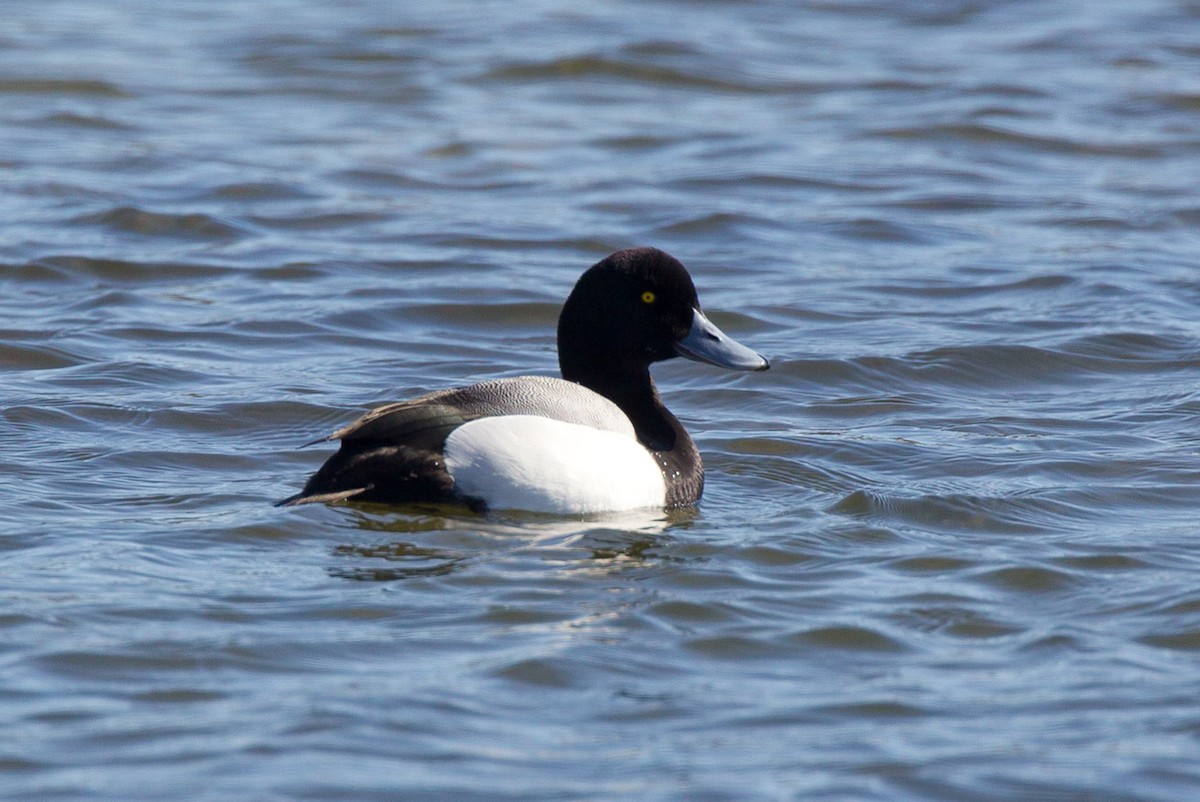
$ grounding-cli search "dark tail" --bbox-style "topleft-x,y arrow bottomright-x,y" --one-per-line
275,486 -> 368,507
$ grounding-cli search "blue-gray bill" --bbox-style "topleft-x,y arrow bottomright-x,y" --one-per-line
676,308 -> 770,371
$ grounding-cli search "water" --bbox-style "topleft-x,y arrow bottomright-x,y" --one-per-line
3,1 -> 1200,799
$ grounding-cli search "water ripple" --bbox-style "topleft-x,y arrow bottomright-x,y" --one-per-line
78,207 -> 247,240
0,78 -> 128,97
480,54 -> 795,95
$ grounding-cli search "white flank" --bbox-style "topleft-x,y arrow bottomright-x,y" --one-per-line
443,415 -> 666,514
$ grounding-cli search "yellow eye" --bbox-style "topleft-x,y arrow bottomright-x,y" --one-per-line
641,291 -> 656,304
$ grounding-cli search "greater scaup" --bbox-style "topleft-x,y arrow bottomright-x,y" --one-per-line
278,247 -> 768,513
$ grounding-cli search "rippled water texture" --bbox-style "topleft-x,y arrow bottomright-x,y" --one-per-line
4,1 -> 1200,800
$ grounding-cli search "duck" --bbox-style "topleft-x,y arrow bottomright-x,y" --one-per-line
278,247 -> 769,514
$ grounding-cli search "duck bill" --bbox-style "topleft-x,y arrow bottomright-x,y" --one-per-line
676,308 -> 769,371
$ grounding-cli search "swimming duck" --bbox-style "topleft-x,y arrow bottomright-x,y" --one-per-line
278,247 -> 768,513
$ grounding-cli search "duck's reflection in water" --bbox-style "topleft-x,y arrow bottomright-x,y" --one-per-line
327,504 -> 698,581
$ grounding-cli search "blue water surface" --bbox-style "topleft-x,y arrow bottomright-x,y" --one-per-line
3,1 -> 1200,800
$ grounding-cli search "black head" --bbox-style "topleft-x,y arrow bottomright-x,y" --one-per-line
557,248 -> 768,384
